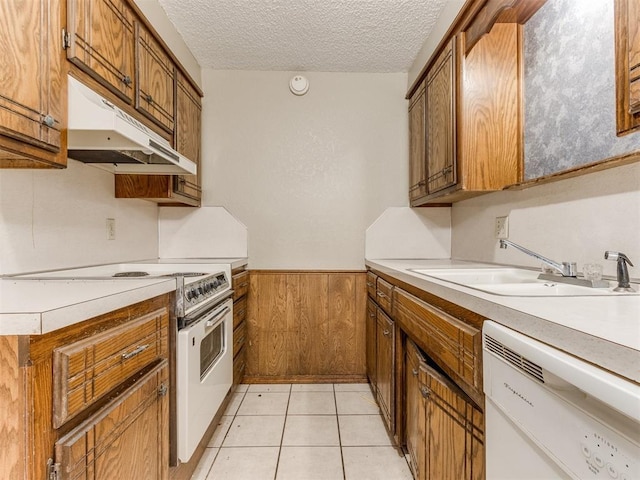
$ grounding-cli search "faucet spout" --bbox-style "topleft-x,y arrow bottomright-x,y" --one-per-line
499,239 -> 577,277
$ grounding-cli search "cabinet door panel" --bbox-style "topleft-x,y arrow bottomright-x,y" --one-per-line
67,0 -> 135,102
628,0 -> 640,113
425,366 -> 467,480
405,340 -> 426,480
376,309 -> 394,430
409,84 -> 427,204
366,298 -> 377,389
135,23 -> 175,132
55,360 -> 169,480
426,39 -> 456,194
0,0 -> 64,153
174,73 -> 202,201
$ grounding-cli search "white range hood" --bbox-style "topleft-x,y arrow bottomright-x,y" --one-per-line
67,76 -> 197,175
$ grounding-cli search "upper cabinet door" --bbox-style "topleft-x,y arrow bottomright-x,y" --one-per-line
615,0 -> 640,134
426,39 -> 457,195
67,0 -> 135,103
0,0 -> 65,164
135,23 -> 176,133
173,72 -> 202,201
409,83 -> 428,205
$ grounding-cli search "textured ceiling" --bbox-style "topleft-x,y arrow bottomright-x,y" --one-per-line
157,0 -> 448,72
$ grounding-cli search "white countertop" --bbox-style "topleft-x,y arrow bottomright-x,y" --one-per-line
0,278 -> 176,335
366,259 -> 640,383
0,258 -> 248,335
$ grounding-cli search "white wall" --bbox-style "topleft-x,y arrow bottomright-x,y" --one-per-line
407,0 -> 465,88
201,70 -> 409,270
0,160 -> 159,275
451,162 -> 640,278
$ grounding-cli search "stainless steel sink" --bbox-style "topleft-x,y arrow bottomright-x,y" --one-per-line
409,267 -> 637,297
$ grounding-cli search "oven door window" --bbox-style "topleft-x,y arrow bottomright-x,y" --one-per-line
200,322 -> 225,379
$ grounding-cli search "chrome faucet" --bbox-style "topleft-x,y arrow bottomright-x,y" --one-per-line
499,239 -> 577,277
604,251 -> 635,292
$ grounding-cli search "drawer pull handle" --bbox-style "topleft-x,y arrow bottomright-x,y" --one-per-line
42,114 -> 55,127
122,344 -> 149,360
369,312 -> 376,318
383,329 -> 391,337
122,75 -> 132,86
239,283 -> 248,288
367,282 -> 374,287
420,386 -> 430,398
158,383 -> 168,397
377,292 -> 387,299
237,336 -> 246,345
412,368 -> 418,376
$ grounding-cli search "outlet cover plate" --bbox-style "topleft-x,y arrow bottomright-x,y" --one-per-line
495,216 -> 509,239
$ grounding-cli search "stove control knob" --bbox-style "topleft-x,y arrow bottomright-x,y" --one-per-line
192,288 -> 200,298
186,290 -> 193,301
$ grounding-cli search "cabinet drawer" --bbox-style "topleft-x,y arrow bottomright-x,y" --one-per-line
53,307 -> 168,428
232,270 -> 249,301
393,289 -> 481,394
233,322 -> 246,358
376,277 -> 393,315
367,271 -> 378,298
233,295 -> 247,330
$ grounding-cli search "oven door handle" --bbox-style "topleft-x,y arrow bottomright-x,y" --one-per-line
203,305 -> 231,328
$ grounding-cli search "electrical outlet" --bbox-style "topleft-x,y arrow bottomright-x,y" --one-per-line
495,216 -> 509,239
106,218 -> 116,240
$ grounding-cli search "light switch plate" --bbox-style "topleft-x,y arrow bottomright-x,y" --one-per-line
495,216 -> 509,239
106,218 -> 116,240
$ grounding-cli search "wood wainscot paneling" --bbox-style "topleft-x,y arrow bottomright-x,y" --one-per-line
245,271 -> 367,383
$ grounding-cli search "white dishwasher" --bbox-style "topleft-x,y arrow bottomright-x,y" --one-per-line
482,321 -> 640,479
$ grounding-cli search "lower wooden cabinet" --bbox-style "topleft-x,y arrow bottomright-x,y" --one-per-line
54,360 -> 169,480
376,308 -> 395,432
405,339 -> 484,480
0,294 -> 170,480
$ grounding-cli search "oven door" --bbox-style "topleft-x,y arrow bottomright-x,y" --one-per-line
177,297 -> 233,462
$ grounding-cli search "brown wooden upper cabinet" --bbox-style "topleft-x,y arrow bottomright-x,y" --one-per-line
0,0 -> 67,168
135,23 -> 176,133
408,0 -> 549,205
66,0 -> 136,103
615,0 -> 640,134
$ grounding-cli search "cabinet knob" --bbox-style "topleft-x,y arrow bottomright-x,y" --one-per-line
158,383 -> 168,397
122,75 -> 132,86
383,329 -> 391,337
412,368 -> 419,376
420,386 -> 430,398
42,115 -> 55,127
146,94 -> 153,103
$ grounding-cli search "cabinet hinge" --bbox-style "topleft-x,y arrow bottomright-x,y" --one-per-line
47,458 -> 60,480
62,28 -> 70,49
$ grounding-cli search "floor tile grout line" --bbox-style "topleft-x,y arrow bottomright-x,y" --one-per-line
272,384 -> 292,480
333,383 -> 348,480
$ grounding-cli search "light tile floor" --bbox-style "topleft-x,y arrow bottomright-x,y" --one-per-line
191,383 -> 413,480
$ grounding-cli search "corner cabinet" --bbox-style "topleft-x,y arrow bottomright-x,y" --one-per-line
0,294 -> 171,480
0,0 -> 67,168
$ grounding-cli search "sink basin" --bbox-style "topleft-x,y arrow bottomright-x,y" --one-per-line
409,267 -> 637,297
410,268 -> 540,285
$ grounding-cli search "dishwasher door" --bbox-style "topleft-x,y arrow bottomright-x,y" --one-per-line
482,321 -> 640,480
